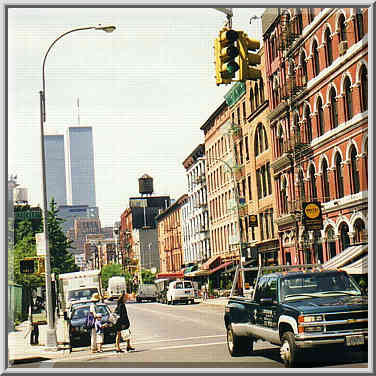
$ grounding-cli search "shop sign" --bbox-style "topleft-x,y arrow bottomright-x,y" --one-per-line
302,201 -> 323,230
248,214 -> 258,227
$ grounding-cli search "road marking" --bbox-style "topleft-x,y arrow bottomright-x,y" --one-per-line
134,334 -> 226,345
152,341 -> 226,351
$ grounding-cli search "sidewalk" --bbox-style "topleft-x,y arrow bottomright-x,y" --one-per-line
198,296 -> 229,306
8,316 -> 70,365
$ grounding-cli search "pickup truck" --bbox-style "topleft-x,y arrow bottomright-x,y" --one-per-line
224,266 -> 368,367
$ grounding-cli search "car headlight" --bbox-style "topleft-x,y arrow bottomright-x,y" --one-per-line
298,315 -> 324,323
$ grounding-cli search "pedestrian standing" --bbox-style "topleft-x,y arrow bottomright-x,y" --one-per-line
90,293 -> 100,353
114,292 -> 135,353
95,313 -> 107,353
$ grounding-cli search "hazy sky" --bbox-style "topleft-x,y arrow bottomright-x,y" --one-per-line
8,6 -> 264,226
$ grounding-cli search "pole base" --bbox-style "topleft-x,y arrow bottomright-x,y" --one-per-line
45,328 -> 58,351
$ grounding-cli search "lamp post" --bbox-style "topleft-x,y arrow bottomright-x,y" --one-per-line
198,156 -> 245,293
39,25 -> 116,349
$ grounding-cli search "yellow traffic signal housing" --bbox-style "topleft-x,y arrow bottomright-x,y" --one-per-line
237,31 -> 261,81
214,28 -> 240,86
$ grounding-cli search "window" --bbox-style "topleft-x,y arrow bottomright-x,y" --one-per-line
259,78 -> 265,103
339,14 -> 347,42
355,8 -> 364,41
255,83 -> 259,108
360,65 -> 368,111
305,106 -> 312,143
317,97 -> 324,136
298,170 -> 305,202
344,77 -> 353,120
247,175 -> 252,200
354,219 -> 365,243
250,88 -> 255,112
256,171 -> 261,200
350,146 -> 360,194
301,51 -> 308,84
237,107 -> 240,125
339,223 -> 350,251
309,165 -> 317,200
322,159 -> 330,202
335,153 -> 344,198
245,136 -> 249,161
326,227 -> 337,258
255,123 -> 268,156
266,163 -> 272,195
295,8 -> 303,34
325,28 -> 333,66
239,141 -> 244,164
330,88 -> 338,128
277,126 -> 284,155
261,166 -> 267,197
242,101 -> 246,121
312,40 -> 320,77
280,178 -> 288,214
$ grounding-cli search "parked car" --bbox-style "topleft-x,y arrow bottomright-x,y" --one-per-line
167,280 -> 195,305
136,284 -> 157,302
68,303 -> 117,345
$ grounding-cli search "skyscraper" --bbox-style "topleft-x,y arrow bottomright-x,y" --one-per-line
45,134 -> 67,206
65,126 -> 96,207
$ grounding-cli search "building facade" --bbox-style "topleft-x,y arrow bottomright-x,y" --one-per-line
45,134 -> 67,206
182,144 -> 210,268
132,228 -> 160,272
263,8 -> 368,265
65,126 -> 96,207
156,194 -> 188,275
58,205 -> 99,234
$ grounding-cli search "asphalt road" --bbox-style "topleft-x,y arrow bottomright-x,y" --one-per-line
14,301 -> 368,369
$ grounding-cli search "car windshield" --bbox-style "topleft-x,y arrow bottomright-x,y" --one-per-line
68,288 -> 98,302
71,305 -> 109,320
281,272 -> 361,301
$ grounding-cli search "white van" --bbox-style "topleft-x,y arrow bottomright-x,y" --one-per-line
167,280 -> 195,305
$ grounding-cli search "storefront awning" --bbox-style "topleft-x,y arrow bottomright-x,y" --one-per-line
323,244 -> 368,270
184,265 -> 198,275
156,272 -> 184,279
342,255 -> 368,275
201,255 -> 221,270
208,261 -> 233,274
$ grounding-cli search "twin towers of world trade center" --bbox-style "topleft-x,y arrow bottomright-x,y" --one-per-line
44,126 -> 96,208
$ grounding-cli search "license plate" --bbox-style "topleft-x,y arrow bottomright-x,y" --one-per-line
346,335 -> 365,346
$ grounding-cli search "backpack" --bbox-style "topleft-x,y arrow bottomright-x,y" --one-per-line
85,311 -> 95,329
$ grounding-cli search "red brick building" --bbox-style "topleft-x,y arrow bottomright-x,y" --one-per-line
156,194 -> 188,276
263,8 -> 368,265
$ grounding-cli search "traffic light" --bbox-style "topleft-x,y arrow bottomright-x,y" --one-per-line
20,259 -> 35,274
237,31 -> 261,81
214,28 -> 240,85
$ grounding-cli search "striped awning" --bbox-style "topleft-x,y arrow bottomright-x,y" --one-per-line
342,255 -> 368,275
323,244 -> 368,270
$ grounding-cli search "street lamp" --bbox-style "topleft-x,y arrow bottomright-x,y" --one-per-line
39,25 -> 116,349
198,156 -> 245,292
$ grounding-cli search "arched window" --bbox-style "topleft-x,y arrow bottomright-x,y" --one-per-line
350,146 -> 360,194
305,106 -> 312,143
364,138 -> 368,179
259,78 -> 265,103
277,126 -> 284,156
325,28 -> 333,66
301,51 -> 308,84
294,113 -> 301,144
298,170 -> 305,202
280,178 -> 288,214
355,8 -> 364,41
255,83 -> 259,108
317,97 -> 324,136
354,219 -> 366,243
254,123 -> 268,156
322,159 -> 330,202
360,65 -> 368,112
339,14 -> 347,42
250,88 -> 255,112
330,88 -> 338,128
312,40 -> 320,77
295,8 -> 303,34
344,77 -> 353,121
339,223 -> 350,251
309,164 -> 317,200
326,227 -> 337,258
335,153 -> 344,198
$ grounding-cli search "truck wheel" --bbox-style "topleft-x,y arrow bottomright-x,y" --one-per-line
226,325 -> 253,356
280,332 -> 300,367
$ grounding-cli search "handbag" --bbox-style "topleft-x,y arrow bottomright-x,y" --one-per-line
121,328 -> 131,341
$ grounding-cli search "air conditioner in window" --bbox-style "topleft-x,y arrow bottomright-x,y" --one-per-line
339,41 -> 348,56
